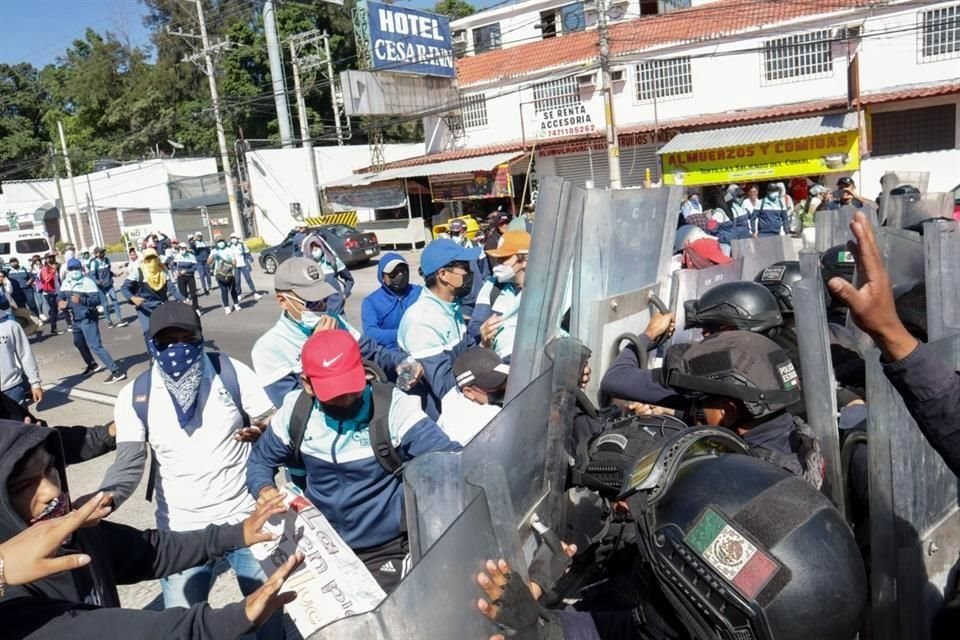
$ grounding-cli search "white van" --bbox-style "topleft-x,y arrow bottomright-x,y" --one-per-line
0,230 -> 54,266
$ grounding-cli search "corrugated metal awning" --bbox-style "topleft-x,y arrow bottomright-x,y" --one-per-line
657,112 -> 858,155
323,151 -> 527,189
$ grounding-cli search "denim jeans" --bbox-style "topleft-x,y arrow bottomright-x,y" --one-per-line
33,290 -> 48,317
218,278 -> 239,308
196,261 -> 212,292
237,266 -> 257,295
98,287 -> 122,325
2,379 -> 29,405
160,546 -> 284,640
43,293 -> 59,330
74,321 -> 119,373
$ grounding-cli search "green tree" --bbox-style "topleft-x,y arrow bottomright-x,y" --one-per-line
0,63 -> 52,179
434,0 -> 476,19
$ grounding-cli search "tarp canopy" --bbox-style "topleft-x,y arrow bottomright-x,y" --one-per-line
322,151 -> 527,189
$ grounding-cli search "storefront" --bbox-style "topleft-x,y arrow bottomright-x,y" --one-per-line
657,113 -> 860,188
535,130 -> 677,189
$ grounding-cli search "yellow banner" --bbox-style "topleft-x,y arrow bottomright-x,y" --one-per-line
661,131 -> 860,186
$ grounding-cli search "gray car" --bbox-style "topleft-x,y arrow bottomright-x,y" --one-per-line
259,224 -> 381,274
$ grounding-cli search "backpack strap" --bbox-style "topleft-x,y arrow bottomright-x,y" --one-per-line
131,369 -> 159,502
489,282 -> 503,308
369,381 -> 405,477
208,352 -> 249,427
288,391 -> 315,471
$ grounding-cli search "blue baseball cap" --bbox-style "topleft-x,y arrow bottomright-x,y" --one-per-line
67,258 -> 83,270
421,239 -> 481,277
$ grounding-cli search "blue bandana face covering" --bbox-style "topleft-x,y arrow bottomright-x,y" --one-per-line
149,340 -> 205,428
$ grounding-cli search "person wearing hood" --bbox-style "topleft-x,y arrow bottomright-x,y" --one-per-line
121,248 -> 184,342
756,182 -> 791,237
59,259 -> 126,384
0,295 -> 42,406
99,302 -> 284,639
361,254 -> 422,351
0,423 -> 299,640
252,258 -> 409,409
467,231 -> 530,361
301,232 -> 354,317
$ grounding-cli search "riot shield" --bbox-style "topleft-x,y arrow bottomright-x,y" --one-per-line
793,250 -> 845,513
880,191 -> 953,230
668,258 -> 744,347
573,186 -> 682,398
867,335 -> 960,640
730,235 -> 797,282
814,204 -> 879,253
880,170 -> 930,196
509,177 -> 585,396
923,219 -> 960,341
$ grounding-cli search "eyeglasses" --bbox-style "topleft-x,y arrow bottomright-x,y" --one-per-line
282,293 -> 326,311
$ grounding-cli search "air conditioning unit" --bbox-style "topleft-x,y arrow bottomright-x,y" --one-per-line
576,71 -> 597,88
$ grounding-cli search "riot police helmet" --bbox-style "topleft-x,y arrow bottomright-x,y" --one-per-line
684,282 -> 783,333
619,427 -> 867,640
754,261 -> 802,315
659,331 -> 801,420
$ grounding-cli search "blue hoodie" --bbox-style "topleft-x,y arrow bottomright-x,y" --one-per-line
361,252 -> 422,351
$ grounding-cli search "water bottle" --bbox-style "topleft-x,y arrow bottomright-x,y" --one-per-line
396,356 -> 419,391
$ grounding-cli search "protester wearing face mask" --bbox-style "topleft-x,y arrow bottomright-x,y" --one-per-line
58,259 -> 126,384
29,255 -> 49,322
361,254 -> 422,352
397,239 -> 486,419
4,257 -> 39,318
121,248 -> 184,344
716,186 -> 754,249
467,231 -> 530,361
756,182 -> 791,237
89,247 -> 126,328
301,232 -> 354,316
98,302 -> 285,639
437,346 -> 509,445
252,258 -> 409,409
38,253 -> 64,335
448,219 -> 475,248
171,242 -> 200,312
209,235 -> 241,314
0,294 -> 42,406
190,232 -> 212,295
247,329 -> 459,591
229,233 -> 263,301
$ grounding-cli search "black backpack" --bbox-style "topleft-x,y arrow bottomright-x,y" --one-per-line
287,379 -> 403,477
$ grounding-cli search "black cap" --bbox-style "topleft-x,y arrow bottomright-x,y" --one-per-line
148,301 -> 203,340
837,176 -> 854,187
453,347 -> 509,390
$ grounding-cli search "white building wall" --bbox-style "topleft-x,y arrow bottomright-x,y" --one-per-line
248,144 -> 424,244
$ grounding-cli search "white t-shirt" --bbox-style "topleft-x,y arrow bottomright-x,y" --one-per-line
114,355 -> 274,531
437,388 -> 501,445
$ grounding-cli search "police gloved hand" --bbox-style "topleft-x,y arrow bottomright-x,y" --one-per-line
477,559 -> 564,639
528,541 -> 577,600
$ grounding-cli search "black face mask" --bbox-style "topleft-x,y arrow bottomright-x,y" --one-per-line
323,397 -> 364,421
386,269 -> 409,293
451,271 -> 474,299
486,387 -> 506,407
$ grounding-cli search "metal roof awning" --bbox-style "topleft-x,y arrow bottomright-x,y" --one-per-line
658,112 -> 859,155
323,151 -> 528,189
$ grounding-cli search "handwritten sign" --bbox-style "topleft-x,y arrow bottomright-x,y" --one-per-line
251,485 -> 386,637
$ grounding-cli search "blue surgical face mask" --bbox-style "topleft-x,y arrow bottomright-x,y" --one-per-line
216,241 -> 226,249
311,247 -> 324,261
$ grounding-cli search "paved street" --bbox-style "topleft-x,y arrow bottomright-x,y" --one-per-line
29,250 -> 419,636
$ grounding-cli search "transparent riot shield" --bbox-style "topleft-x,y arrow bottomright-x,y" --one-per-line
880,192 -> 953,230
573,186 -> 682,399
509,177 -> 585,397
793,250 -> 845,513
814,204 -> 879,253
880,170 -> 929,197
868,335 -> 960,640
313,339 -> 583,639
668,258 -> 744,347
730,235 -> 798,282
923,219 -> 960,341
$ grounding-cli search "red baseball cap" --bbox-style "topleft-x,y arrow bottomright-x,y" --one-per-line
301,330 -> 366,402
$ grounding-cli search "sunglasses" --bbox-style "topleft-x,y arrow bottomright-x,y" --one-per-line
283,293 -> 326,311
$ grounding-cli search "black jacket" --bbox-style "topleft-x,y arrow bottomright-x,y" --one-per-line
0,423 -> 254,640
884,342 -> 960,477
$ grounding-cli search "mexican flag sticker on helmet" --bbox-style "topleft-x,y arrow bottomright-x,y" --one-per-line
685,508 -> 780,599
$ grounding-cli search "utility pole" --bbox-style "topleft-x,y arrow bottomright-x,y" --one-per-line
85,174 -> 105,247
264,0 -> 295,148
597,0 -> 621,189
323,33 -> 344,146
191,0 -> 243,237
289,32 -> 323,216
49,144 -> 73,246
57,120 -> 88,248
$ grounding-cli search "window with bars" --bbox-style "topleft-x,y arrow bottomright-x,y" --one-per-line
636,58 -> 692,102
920,4 -> 960,61
533,76 -> 579,114
473,24 -> 502,54
871,104 -> 957,156
762,30 -> 833,84
460,94 -> 488,129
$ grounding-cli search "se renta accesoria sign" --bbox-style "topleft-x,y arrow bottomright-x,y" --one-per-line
363,0 -> 455,78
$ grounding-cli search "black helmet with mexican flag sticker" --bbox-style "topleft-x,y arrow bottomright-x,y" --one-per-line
620,427 -> 866,640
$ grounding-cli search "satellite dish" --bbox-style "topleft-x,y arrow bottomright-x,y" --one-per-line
168,139 -> 185,149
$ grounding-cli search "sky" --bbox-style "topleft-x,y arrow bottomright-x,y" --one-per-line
0,0 -> 493,68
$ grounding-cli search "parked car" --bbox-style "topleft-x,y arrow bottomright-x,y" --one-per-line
259,224 -> 380,274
